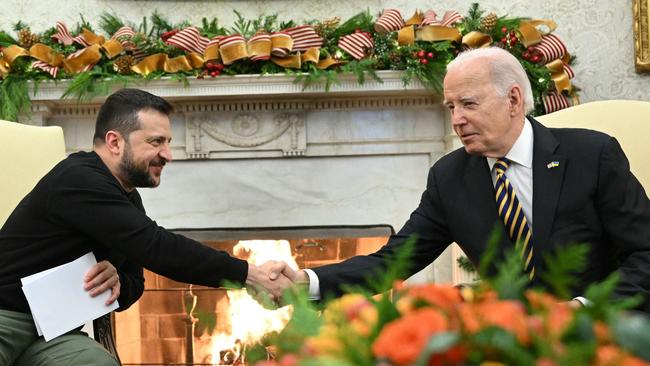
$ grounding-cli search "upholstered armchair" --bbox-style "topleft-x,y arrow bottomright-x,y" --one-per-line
0,120 -> 121,364
537,99 -> 650,190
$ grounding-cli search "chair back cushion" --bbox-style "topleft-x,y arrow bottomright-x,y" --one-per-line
537,100 -> 650,190
0,120 -> 66,226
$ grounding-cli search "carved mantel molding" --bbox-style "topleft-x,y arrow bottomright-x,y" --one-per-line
26,71 -> 452,161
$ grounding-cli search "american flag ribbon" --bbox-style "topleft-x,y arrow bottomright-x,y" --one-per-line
543,91 -> 571,113
338,32 -> 373,60
51,21 -> 89,47
165,27 -> 210,54
421,10 -> 463,27
374,9 -> 404,34
534,34 -> 567,63
284,25 -> 323,52
32,60 -> 58,78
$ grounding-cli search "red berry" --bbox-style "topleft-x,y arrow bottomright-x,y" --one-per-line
501,37 -> 508,44
206,62 -> 214,70
417,50 -> 425,58
420,58 -> 428,65
528,46 -> 535,52
522,51 -> 530,59
215,63 -> 224,71
501,26 -> 508,34
509,31 -> 516,37
531,55 -> 540,63
210,71 -> 217,77
213,70 -> 221,76
427,52 -> 434,59
510,36 -> 518,44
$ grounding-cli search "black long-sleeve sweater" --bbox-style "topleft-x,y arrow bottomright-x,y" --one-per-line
0,151 -> 248,313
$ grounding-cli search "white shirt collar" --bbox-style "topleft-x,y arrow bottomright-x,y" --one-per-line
487,117 -> 534,170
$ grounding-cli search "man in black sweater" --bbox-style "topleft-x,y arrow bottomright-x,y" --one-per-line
0,89 -> 294,366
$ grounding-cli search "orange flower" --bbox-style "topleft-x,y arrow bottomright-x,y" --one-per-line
545,302 -> 573,339
458,299 -> 530,345
526,290 -> 560,311
593,345 -> 650,366
406,284 -> 462,313
373,308 -> 448,365
593,321 -> 612,345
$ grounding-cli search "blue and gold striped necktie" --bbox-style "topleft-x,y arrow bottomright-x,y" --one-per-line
494,158 -> 535,278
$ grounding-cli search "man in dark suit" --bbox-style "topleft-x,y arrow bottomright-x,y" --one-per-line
290,47 -> 650,312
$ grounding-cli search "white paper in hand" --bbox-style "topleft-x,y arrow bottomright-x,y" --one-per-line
21,252 -> 119,341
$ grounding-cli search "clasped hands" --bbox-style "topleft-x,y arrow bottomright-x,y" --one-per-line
245,261 -> 309,307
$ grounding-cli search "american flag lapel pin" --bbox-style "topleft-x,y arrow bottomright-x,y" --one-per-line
547,161 -> 560,169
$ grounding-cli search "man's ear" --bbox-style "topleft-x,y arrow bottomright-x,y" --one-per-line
105,131 -> 124,155
508,84 -> 524,116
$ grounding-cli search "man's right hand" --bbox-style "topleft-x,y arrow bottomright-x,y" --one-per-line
245,260 -> 296,305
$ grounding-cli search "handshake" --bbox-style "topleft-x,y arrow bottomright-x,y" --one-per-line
245,261 -> 309,306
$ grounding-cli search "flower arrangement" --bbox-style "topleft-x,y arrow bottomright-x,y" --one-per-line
247,240 -> 650,366
0,4 -> 577,122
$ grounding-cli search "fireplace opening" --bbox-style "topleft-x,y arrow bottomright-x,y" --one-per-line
114,225 -> 392,365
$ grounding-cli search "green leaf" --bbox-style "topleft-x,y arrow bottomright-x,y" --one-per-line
611,312 -> 650,360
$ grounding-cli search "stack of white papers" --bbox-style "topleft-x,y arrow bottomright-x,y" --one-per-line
21,252 -> 119,341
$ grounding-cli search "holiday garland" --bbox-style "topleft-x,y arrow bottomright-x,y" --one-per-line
0,4 -> 578,122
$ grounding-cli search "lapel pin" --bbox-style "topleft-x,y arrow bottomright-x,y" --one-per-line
547,161 -> 560,169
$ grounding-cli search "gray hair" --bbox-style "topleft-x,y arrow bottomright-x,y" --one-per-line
446,47 -> 534,113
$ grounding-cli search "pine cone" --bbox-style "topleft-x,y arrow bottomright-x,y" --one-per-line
480,12 -> 498,33
113,55 -> 136,74
18,28 -> 41,48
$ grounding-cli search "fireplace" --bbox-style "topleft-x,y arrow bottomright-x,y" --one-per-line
115,226 -> 391,365
25,71 -> 472,364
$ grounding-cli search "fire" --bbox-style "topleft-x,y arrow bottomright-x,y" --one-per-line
209,240 -> 299,364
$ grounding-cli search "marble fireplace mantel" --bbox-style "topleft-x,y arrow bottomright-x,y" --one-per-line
26,70 -> 469,285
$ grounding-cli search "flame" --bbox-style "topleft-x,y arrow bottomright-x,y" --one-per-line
209,240 -> 298,364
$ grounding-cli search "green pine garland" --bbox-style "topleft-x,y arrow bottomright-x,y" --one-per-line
0,3 -> 577,122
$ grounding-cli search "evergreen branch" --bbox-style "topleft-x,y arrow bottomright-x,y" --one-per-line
99,12 -> 126,36
538,243 -> 589,300
231,10 -> 253,38
0,31 -> 17,47
0,75 -> 31,121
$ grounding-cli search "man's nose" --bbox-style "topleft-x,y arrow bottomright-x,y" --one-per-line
160,144 -> 173,163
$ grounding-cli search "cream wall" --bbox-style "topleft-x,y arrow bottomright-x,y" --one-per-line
2,0 -> 649,102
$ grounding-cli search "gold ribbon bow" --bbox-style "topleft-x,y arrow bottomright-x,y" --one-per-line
1,44 -> 65,77
132,52 -> 204,75
397,11 -> 462,45
518,20 -> 558,48
545,59 -> 572,94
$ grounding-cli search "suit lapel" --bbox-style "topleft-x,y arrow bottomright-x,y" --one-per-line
530,117 -> 566,260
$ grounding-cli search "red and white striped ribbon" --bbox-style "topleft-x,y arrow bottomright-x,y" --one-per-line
421,10 -> 463,27
111,26 -> 135,41
563,62 -> 574,79
51,21 -> 88,46
374,9 -> 404,34
165,26 -> 210,54
271,32 -> 292,57
421,10 -> 438,26
247,33 -> 271,61
543,91 -> 571,113
32,60 -> 58,78
338,32 -> 373,60
110,26 -> 146,60
534,34 -> 567,64
284,25 -> 323,51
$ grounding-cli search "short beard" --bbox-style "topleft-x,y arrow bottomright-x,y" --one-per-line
119,143 -> 161,188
